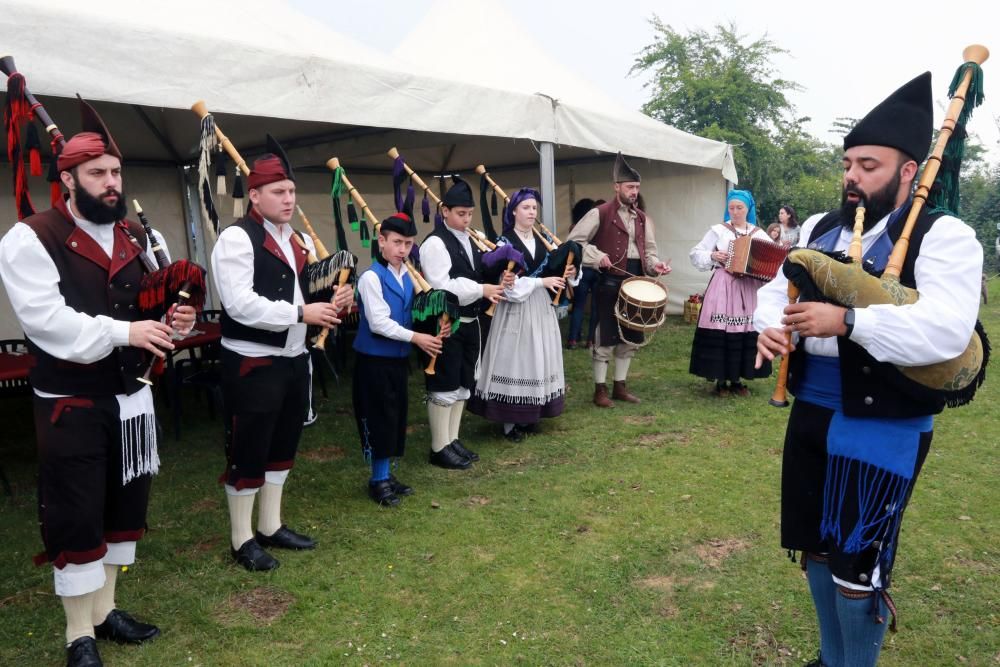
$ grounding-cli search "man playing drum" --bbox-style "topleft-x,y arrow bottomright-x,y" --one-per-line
567,153 -> 670,407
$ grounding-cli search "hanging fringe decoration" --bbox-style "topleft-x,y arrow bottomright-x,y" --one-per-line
215,152 -> 228,195
358,200 -> 371,249
305,249 -> 355,302
478,175 -> 499,242
347,199 -> 360,232
47,141 -> 62,205
392,155 -> 406,213
411,289 -> 461,334
196,114 -> 221,243
4,71 -> 36,219
137,259 -> 208,321
927,61 -> 986,217
26,122 -> 42,177
434,210 -> 444,229
231,167 -> 244,218
403,177 -> 415,219
329,166 -> 350,251
421,190 -> 430,223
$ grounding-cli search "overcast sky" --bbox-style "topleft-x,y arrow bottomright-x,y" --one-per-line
292,0 -> 999,163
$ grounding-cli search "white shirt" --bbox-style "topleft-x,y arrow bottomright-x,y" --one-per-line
211,217 -> 316,358
500,232 -> 581,303
753,211 -> 982,365
357,263 -> 415,342
0,209 -> 165,397
689,223 -> 766,271
419,225 -> 483,307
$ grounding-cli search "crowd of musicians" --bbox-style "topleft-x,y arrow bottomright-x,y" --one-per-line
0,50 -> 989,667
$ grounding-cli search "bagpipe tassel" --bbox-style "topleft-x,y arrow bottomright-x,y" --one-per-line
47,142 -> 61,206
231,168 -> 244,218
347,200 -> 360,232
4,71 -> 35,218
330,167 -> 349,251
26,123 -> 42,177
215,152 -> 228,195
421,190 -> 430,223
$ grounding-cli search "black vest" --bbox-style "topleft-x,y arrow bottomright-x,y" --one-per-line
505,231 -> 546,275
24,200 -> 149,396
430,225 -> 485,318
788,207 -> 946,417
220,215 -> 309,349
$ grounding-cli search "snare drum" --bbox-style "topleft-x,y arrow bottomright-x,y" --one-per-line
615,277 -> 668,332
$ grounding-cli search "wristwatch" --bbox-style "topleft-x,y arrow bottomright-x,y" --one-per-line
843,307 -> 855,337
297,305 -> 304,323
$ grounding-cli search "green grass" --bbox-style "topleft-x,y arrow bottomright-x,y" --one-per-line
1,286 -> 998,666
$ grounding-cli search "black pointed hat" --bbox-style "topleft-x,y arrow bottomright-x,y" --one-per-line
613,152 -> 640,183
844,72 -> 933,162
57,95 -> 123,170
442,177 -> 475,208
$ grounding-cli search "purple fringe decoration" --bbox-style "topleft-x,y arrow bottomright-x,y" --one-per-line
482,243 -> 525,270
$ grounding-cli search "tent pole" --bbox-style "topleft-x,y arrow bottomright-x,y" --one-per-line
539,142 -> 557,234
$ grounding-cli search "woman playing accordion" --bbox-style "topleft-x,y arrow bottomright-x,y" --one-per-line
688,189 -> 775,396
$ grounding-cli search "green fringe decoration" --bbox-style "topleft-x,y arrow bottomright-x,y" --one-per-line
330,167 -> 349,252
359,207 -> 371,249
927,61 -> 985,217
412,290 -> 460,334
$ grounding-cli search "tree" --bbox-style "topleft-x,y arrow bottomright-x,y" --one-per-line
631,20 -> 841,223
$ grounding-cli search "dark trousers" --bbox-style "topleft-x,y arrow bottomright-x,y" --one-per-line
221,349 -> 309,490
568,267 -> 599,342
33,395 -> 152,567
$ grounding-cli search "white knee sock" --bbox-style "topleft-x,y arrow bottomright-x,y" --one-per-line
90,564 -> 118,625
449,400 -> 466,442
593,360 -> 609,384
62,592 -> 96,645
614,357 -> 632,382
226,491 -> 257,550
257,481 -> 284,537
427,402 -> 452,452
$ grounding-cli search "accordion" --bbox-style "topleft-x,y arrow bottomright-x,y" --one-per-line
724,235 -> 788,281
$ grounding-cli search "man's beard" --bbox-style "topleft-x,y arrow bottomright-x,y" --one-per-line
617,192 -> 637,207
75,184 -> 127,225
839,170 -> 902,231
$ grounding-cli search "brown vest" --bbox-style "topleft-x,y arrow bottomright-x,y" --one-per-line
592,200 -> 646,273
23,197 -> 149,396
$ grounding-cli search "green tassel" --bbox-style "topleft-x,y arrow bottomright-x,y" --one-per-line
928,62 -> 985,217
330,167 -> 349,252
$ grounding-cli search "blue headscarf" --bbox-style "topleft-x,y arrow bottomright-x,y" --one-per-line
724,189 -> 757,225
503,187 -> 541,235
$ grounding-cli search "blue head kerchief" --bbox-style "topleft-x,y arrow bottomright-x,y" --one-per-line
725,189 -> 757,225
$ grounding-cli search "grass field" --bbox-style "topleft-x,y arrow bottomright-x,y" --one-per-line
1,285 -> 997,666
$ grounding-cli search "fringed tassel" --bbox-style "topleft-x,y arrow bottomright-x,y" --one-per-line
347,200 -> 360,232
330,167 -> 349,251
120,412 -> 160,485
5,71 -> 36,219
479,176 -> 499,242
392,156 -> 406,212
359,210 -> 371,249
48,142 -> 62,205
197,114 -> 221,243
403,179 -> 415,219
411,289 -> 460,327
491,189 -> 498,215
928,61 -> 986,217
820,454 -> 913,557
231,169 -> 244,218
26,123 -> 42,177
421,191 -> 430,223
215,152 -> 228,195
434,210 -> 444,229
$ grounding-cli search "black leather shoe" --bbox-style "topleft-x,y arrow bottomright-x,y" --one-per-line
503,427 -> 525,443
388,475 -> 414,496
94,609 -> 160,644
232,538 -> 280,571
450,439 -> 479,462
256,525 -> 316,550
429,444 -> 472,469
66,636 -> 102,666
368,480 -> 400,506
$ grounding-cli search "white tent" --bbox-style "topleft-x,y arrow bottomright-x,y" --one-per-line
0,0 -> 736,338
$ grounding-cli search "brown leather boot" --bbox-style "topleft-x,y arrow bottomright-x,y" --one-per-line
593,383 -> 614,408
612,380 -> 641,403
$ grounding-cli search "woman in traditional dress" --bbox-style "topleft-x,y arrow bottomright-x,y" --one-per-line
688,190 -> 772,396
469,188 -> 576,441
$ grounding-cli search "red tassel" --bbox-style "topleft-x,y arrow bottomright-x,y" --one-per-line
50,181 -> 61,206
5,72 -> 35,218
29,148 -> 42,176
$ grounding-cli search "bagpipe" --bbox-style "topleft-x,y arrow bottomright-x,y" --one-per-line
327,158 -> 459,375
190,101 -> 355,347
771,44 -> 990,409
475,164 -> 582,306
386,147 -> 497,252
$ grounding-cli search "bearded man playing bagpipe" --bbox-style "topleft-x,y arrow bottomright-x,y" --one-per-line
754,58 -> 988,667
0,99 -> 196,667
